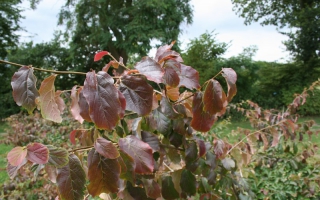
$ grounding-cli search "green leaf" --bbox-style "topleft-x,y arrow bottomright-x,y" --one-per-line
87,149 -> 121,196
56,154 -> 86,200
161,176 -> 180,199
185,141 -> 199,171
70,85 -> 84,123
222,158 -> 235,170
47,145 -> 69,168
7,146 -> 27,166
152,109 -> 172,135
11,66 -> 39,114
222,68 -> 237,102
94,137 -> 120,159
119,75 -> 153,116
83,71 -> 123,130
191,92 -> 216,132
178,64 -> 201,90
38,74 -> 62,123
180,169 -> 196,196
26,143 -> 49,164
134,56 -> 164,83
118,135 -> 154,174
203,79 -> 227,115
141,131 -> 160,152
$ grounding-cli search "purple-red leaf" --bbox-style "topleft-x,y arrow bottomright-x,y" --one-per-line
83,71 -> 123,130
94,51 -> 109,61
119,75 -> 153,116
26,143 -> 49,164
222,68 -> 237,102
57,154 -> 86,200
70,86 -> 84,124
11,66 -> 39,114
134,56 -> 164,83
203,79 -> 227,115
78,88 -> 92,122
155,41 -> 176,62
7,146 -> 27,166
142,179 -> 161,199
163,59 -> 181,87
7,158 -> 27,179
191,92 -> 216,132
87,149 -> 121,196
118,135 -> 154,174
38,74 -> 62,123
158,50 -> 183,64
178,64 -> 201,90
94,137 -> 120,159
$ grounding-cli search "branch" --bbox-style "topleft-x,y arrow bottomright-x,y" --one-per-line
173,94 -> 194,105
69,145 -> 93,153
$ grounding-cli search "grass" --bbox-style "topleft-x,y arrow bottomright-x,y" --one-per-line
0,122 -> 12,184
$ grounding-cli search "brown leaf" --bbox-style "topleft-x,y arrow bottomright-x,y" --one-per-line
222,68 -> 237,102
203,79 -> 227,115
70,86 -> 84,124
94,137 -> 120,159
178,64 -> 201,90
134,57 -> 163,83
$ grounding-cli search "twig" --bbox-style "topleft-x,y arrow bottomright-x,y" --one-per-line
69,145 -> 93,153
173,94 -> 194,105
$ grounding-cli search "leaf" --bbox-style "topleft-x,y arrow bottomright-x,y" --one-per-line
119,150 -> 135,183
78,88 -> 92,122
118,135 -> 154,174
197,139 -> 207,158
47,145 -> 69,168
38,74 -> 62,123
83,71 -> 123,130
171,169 -> 183,195
69,129 -> 94,146
55,90 -> 66,113
70,86 -> 84,123
166,85 -> 179,101
158,50 -> 183,64
152,109 -> 172,135
94,137 -> 120,159
221,158 -> 235,170
56,154 -> 86,200
155,41 -> 176,62
7,146 -> 27,166
119,75 -> 153,116
7,158 -> 27,179
94,51 -> 109,61
178,64 -> 201,90
87,149 -> 121,196
161,176 -> 180,199
141,178 -> 161,199
191,92 -> 216,132
141,131 -> 160,152
134,56 -> 163,83
222,68 -> 237,102
163,59 -> 181,87
45,164 -> 57,183
180,169 -> 196,196
26,143 -> 49,164
203,79 -> 227,115
11,66 -> 39,114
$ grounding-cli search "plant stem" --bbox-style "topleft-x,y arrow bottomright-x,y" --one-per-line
173,93 -> 194,105
108,53 -> 129,70
69,145 -> 93,153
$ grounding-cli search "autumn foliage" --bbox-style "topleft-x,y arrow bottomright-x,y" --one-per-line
5,41 -> 319,199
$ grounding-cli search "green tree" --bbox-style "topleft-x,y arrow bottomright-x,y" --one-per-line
58,0 -> 193,72
231,0 -> 320,63
182,31 -> 228,84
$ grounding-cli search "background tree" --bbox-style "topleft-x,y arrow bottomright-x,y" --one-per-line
231,0 -> 320,63
58,0 -> 193,72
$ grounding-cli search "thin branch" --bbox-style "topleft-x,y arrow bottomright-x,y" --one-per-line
69,145 -> 93,153
227,120 -> 285,154
0,60 -> 24,67
108,53 -> 129,70
173,94 -> 194,105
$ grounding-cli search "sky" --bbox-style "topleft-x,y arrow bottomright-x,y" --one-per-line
18,0 -> 291,62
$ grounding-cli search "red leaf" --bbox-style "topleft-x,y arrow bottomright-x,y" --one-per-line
38,74 -> 62,123
119,75 -> 153,116
163,59 -> 181,87
87,149 -> 121,196
11,66 -> 39,114
203,79 -> 227,115
70,86 -> 84,124
197,139 -> 206,157
78,88 -> 92,122
222,68 -> 237,102
83,71 -> 123,130
141,179 -> 161,199
118,135 -> 154,174
7,146 -> 27,166
158,50 -> 184,64
178,64 -> 201,90
94,137 -> 120,159
155,41 -> 176,62
134,57 -> 164,83
118,90 -> 126,119
26,143 -> 49,164
94,51 -> 109,62
190,92 -> 216,132
57,154 -> 86,200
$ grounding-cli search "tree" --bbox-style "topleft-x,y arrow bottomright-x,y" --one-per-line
231,0 -> 320,63
182,31 -> 229,84
58,0 -> 193,72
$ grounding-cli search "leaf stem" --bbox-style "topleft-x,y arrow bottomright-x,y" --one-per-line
226,120 -> 285,155
69,145 -> 93,153
108,53 -> 129,70
173,94 -> 194,105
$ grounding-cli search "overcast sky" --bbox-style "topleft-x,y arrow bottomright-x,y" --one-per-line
18,0 -> 291,62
